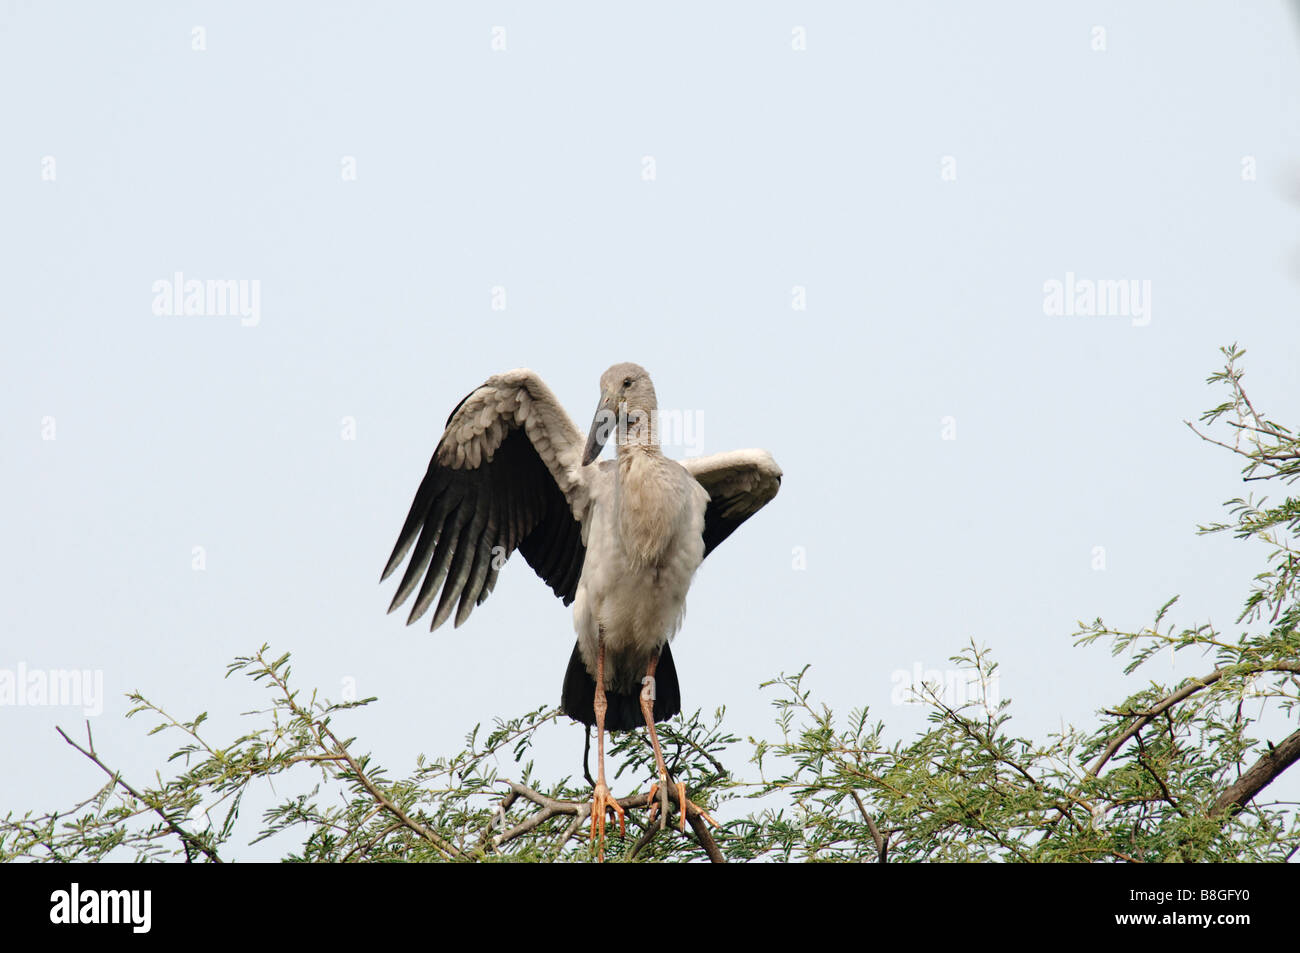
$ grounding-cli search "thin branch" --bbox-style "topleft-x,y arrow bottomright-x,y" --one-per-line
342,820 -> 403,863
1133,732 -> 1186,817
627,815 -> 662,861
549,812 -> 587,863
252,651 -> 463,860
314,720 -> 462,860
476,789 -> 519,855
56,722 -> 223,864
1085,662 -> 1300,780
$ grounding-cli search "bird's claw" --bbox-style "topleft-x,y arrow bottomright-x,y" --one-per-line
590,782 -> 625,860
646,780 -> 718,832
646,781 -> 669,830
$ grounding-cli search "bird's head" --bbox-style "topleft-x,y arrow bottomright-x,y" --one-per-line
582,362 -> 658,465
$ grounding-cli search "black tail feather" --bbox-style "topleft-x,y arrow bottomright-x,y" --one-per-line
560,642 -> 681,730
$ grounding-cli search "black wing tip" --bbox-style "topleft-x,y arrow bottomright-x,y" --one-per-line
384,389 -> 584,633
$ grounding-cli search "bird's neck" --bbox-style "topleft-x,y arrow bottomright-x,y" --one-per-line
614,403 -> 661,460
616,440 -> 662,462
615,443 -> 673,568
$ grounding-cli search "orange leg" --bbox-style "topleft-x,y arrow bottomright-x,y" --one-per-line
590,629 -> 624,860
641,651 -> 719,833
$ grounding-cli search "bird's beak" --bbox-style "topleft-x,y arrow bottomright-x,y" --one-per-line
583,393 -> 617,466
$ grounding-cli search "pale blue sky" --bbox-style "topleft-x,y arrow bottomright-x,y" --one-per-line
3,2 -> 1298,859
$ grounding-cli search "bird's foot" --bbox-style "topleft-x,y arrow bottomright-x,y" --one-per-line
646,779 -> 718,833
589,781 -> 625,861
646,777 -> 669,830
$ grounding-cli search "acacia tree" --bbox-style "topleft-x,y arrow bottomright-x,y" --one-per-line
3,345 -> 1297,863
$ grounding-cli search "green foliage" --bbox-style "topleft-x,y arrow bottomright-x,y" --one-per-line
3,345 -> 1297,863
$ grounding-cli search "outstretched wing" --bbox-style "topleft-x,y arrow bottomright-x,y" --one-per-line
382,369 -> 592,631
682,449 -> 782,559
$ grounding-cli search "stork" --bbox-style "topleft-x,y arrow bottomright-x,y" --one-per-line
381,363 -> 781,857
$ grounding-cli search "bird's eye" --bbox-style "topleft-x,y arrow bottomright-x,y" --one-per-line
622,377 -> 633,388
